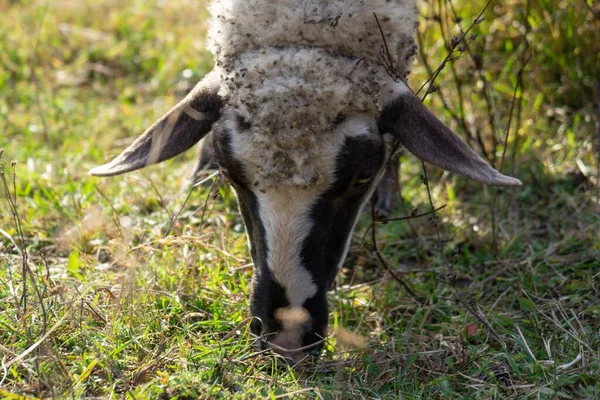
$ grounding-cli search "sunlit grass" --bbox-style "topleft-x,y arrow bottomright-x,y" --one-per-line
1,0 -> 599,398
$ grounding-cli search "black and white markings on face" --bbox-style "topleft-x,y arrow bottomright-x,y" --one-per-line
212,115 -> 387,357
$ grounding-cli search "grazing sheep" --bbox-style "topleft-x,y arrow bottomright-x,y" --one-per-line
90,0 -> 521,362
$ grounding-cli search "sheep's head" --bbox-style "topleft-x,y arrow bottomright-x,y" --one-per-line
90,0 -> 521,362
212,108 -> 389,359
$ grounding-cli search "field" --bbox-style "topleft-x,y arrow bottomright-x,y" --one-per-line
1,0 -> 599,398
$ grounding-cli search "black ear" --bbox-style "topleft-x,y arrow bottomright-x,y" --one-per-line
89,72 -> 223,177
378,91 -> 521,186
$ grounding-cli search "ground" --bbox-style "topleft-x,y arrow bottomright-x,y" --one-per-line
0,0 -> 599,399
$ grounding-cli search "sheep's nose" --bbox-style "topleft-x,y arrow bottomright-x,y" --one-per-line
267,329 -> 323,363
250,307 -> 324,362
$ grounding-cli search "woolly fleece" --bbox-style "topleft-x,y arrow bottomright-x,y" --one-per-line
208,0 -> 418,188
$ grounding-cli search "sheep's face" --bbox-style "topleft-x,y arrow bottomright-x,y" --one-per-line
212,113 -> 387,360
90,74 -> 521,364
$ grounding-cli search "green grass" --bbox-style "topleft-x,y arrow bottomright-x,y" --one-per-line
1,0 -> 599,398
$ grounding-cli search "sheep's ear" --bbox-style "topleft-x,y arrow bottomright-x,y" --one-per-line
89,73 -> 224,177
378,88 -> 521,186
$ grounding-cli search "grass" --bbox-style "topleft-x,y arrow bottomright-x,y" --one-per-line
1,0 -> 599,398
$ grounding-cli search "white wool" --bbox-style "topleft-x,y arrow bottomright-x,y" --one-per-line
208,0 -> 418,188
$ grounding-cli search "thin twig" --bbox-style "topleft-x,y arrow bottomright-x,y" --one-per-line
499,54 -> 532,173
435,0 -> 479,152
362,204 -> 447,244
412,3 -> 511,345
164,171 -> 219,237
1,294 -> 78,371
2,161 -> 49,346
596,79 -> 600,206
491,52 -> 531,252
194,173 -> 220,224
95,184 -> 125,237
416,0 -> 493,99
373,13 -> 399,81
370,201 -> 422,302
380,204 -> 447,223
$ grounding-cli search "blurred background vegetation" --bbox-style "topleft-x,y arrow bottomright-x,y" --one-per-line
1,0 -> 599,398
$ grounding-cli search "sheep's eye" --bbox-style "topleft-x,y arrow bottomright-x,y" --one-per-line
354,174 -> 374,188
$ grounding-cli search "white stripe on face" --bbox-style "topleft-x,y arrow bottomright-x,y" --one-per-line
226,114 -> 381,308
256,188 -> 321,307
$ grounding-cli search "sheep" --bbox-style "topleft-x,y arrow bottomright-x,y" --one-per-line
90,0 -> 521,362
